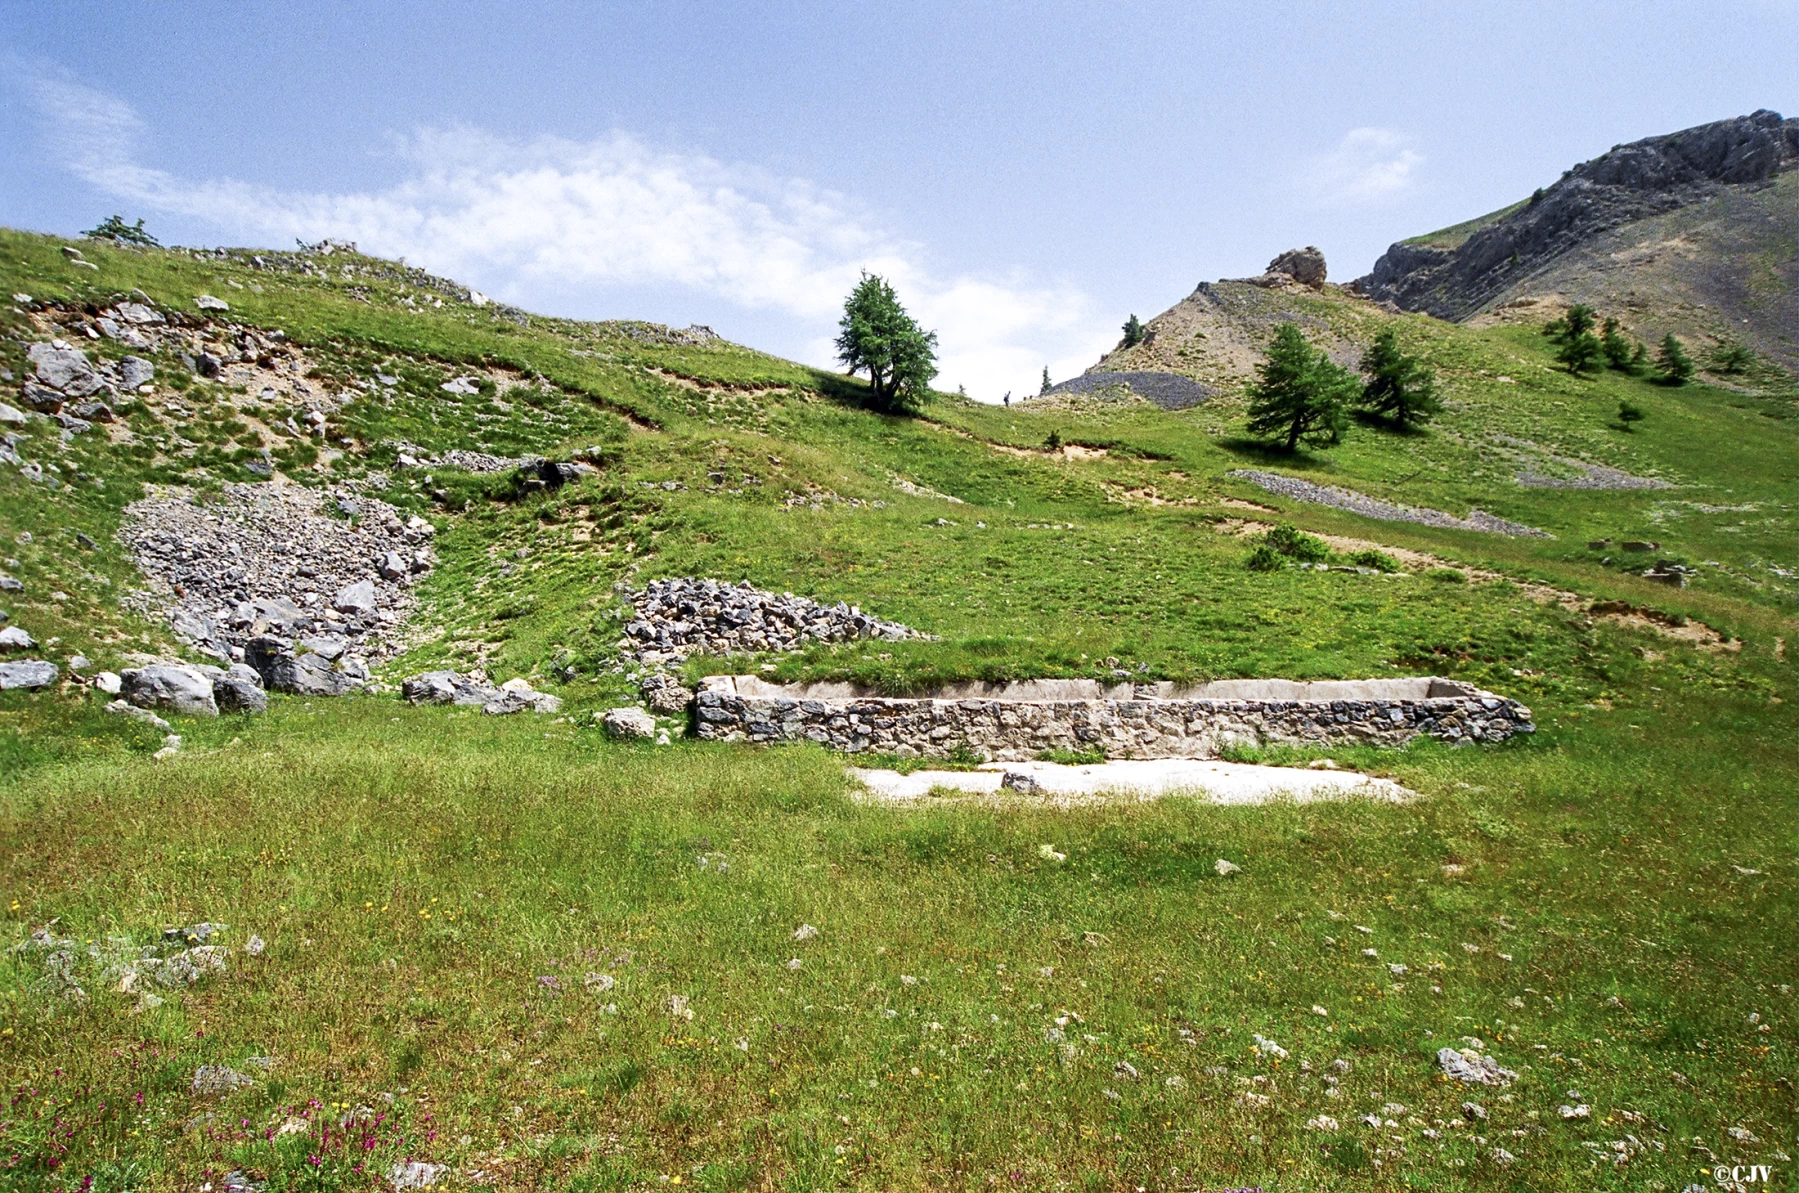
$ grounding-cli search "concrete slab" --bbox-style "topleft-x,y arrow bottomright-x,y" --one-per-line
850,757 -> 1414,806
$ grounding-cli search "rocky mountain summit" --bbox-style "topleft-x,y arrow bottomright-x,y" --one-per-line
1359,110 -> 1797,365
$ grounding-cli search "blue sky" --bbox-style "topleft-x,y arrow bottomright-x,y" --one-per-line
3,1 -> 1792,399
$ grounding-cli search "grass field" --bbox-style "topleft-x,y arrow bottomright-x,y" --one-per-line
0,228 -> 1793,1190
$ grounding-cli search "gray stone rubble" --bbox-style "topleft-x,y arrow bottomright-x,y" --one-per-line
618,577 -> 926,715
120,482 -> 436,689
623,578 -> 921,662
695,675 -> 1533,760
1229,470 -> 1549,537
400,669 -> 561,716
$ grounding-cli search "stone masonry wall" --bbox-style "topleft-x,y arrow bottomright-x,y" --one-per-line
693,676 -> 1533,760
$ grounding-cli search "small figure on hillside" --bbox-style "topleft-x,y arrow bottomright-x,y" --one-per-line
1003,391 -> 1011,407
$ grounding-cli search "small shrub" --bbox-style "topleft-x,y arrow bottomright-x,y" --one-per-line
1264,523 -> 1329,562
1617,399 -> 1645,431
1245,544 -> 1284,572
1350,549 -> 1400,573
83,215 -> 159,246
1037,747 -> 1106,765
1044,430 -> 1062,452
1425,567 -> 1467,583
1709,340 -> 1753,374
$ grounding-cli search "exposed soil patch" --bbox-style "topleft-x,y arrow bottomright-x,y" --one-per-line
987,440 -> 1111,462
1588,600 -> 1739,650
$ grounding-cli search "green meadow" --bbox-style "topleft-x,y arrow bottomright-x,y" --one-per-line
0,229 -> 1792,1190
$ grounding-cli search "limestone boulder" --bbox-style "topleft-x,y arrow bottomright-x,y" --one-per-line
600,707 -> 657,739
1266,246 -> 1327,288
121,663 -> 219,717
0,660 -> 58,690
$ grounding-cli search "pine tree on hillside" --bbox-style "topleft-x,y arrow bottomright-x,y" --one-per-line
1600,317 -> 1635,371
1545,304 -> 1602,374
1121,314 -> 1145,348
835,272 -> 939,413
1656,334 -> 1694,385
82,215 -> 159,246
1357,328 -> 1443,429
1246,323 -> 1353,451
1709,340 -> 1753,374
1041,366 -> 1052,395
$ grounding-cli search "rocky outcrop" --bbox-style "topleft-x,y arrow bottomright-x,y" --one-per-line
245,636 -> 361,696
1360,110 -> 1797,320
694,676 -> 1534,760
1263,247 -> 1327,288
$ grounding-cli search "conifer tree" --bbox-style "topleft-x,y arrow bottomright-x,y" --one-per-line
1656,334 -> 1694,385
1545,304 -> 1602,373
1357,328 -> 1442,429
835,272 -> 939,413
1246,323 -> 1353,451
1121,314 -> 1145,348
1041,366 -> 1052,395
1600,317 -> 1635,371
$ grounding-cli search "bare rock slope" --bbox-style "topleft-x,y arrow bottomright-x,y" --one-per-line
1359,110 -> 1797,369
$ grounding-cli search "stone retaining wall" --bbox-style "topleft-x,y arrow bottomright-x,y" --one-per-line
693,675 -> 1533,760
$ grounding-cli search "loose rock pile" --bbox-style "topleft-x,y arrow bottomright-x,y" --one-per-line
120,483 -> 435,686
1037,371 -> 1213,411
13,920 -> 236,1011
16,338 -> 150,432
621,578 -> 920,666
401,670 -> 562,716
615,578 -> 924,718
1229,470 -> 1550,538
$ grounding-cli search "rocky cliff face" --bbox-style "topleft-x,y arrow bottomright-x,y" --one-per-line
1359,111 -> 1797,326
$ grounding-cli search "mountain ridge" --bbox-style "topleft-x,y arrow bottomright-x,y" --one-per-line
1358,109 -> 1797,370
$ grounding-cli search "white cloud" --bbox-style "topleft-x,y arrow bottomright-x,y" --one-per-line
17,66 -> 1114,400
1305,127 -> 1424,205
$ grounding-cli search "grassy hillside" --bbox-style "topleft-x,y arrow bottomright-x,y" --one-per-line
1403,200 -> 1531,251
0,228 -> 1792,1190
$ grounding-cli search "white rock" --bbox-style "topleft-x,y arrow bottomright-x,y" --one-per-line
93,671 -> 123,695
195,294 -> 230,311
600,706 -> 656,739
389,1161 -> 447,1190
1214,858 -> 1242,876
793,923 -> 820,942
1438,1046 -> 1517,1087
332,579 -> 378,615
0,626 -> 35,650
